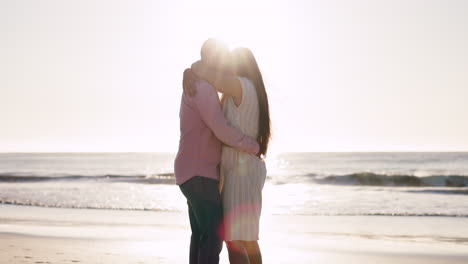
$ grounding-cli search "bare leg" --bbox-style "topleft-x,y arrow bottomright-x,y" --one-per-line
245,241 -> 262,264
226,240 -> 249,264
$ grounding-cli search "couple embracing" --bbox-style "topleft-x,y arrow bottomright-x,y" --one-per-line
174,39 -> 271,264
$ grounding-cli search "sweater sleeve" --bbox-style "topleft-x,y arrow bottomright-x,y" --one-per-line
193,80 -> 259,155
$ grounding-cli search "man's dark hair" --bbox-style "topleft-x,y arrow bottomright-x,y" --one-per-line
200,38 -> 225,61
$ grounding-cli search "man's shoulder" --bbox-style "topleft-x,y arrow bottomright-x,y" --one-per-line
195,80 -> 215,92
182,80 -> 211,100
192,80 -> 218,101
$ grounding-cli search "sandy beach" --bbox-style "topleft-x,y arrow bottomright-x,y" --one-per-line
1,204 -> 467,264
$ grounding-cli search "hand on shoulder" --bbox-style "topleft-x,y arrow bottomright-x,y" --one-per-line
182,68 -> 199,97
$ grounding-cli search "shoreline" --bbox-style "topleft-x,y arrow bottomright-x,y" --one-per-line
3,201 -> 468,217
1,204 -> 468,263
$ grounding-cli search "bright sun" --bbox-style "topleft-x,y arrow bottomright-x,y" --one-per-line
187,0 -> 266,52
204,23 -> 252,51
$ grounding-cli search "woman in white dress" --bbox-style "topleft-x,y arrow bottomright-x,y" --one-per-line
191,47 -> 271,264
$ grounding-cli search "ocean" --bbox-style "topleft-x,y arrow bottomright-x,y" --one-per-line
1,152 -> 467,216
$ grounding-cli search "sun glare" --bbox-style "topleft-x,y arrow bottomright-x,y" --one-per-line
187,0 -> 265,52
207,26 -> 251,52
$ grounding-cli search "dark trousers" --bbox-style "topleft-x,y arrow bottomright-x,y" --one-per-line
179,176 -> 223,264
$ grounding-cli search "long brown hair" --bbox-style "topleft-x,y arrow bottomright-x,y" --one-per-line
231,47 -> 271,157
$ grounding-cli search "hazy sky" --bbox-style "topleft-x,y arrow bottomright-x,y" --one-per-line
1,0 -> 467,153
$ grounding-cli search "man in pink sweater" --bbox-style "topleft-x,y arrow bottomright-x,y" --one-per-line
174,39 -> 259,264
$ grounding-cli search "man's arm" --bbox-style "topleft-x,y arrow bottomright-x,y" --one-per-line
191,61 -> 242,104
193,81 -> 259,155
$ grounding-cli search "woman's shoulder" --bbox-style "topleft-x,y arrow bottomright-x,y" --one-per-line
236,76 -> 258,107
237,76 -> 254,90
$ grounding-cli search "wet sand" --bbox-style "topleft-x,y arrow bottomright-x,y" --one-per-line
1,205 -> 467,263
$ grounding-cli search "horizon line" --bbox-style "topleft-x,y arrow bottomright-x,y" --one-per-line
1,150 -> 468,154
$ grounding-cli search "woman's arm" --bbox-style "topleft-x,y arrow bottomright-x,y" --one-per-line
182,68 -> 199,97
191,61 -> 242,105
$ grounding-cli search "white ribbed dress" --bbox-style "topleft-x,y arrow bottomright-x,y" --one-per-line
221,77 -> 267,241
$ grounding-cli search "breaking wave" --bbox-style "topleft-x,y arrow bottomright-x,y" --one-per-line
0,173 -> 175,184
313,172 -> 468,187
